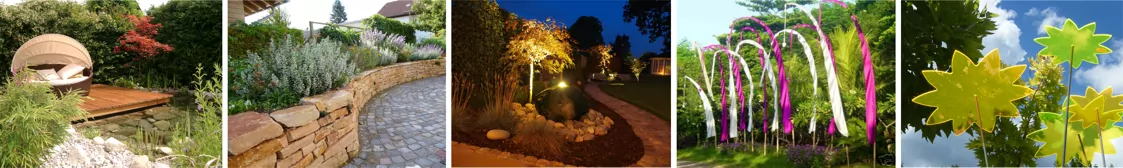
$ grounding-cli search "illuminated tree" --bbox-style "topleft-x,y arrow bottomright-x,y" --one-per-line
505,18 -> 573,102
628,57 -> 647,81
590,44 -> 613,74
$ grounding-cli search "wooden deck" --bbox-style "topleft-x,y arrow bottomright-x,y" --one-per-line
77,84 -> 172,121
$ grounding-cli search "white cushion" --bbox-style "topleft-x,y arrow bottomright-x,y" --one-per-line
28,76 -> 88,86
36,69 -> 61,81
57,64 -> 86,79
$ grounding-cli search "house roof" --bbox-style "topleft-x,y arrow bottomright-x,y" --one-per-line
242,0 -> 288,16
377,0 -> 414,18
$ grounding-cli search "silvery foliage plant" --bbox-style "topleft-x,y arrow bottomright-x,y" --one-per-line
412,44 -> 443,61
240,36 -> 357,97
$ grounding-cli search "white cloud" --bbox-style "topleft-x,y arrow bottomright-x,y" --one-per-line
1024,7 -> 1066,35
1077,40 -> 1123,95
978,0 -> 1028,65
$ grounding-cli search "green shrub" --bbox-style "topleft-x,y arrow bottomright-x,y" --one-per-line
228,22 -> 304,60
418,37 -> 445,48
80,127 -> 102,139
398,44 -> 416,62
362,14 -> 416,42
163,64 -> 223,167
512,119 -> 566,157
145,0 -> 223,88
234,37 -> 356,99
0,0 -> 130,83
0,70 -> 89,167
349,46 -> 380,70
319,25 -> 361,46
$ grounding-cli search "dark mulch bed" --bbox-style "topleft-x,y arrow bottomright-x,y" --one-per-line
452,93 -> 644,166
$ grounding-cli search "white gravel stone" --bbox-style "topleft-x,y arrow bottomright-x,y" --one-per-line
41,128 -> 141,168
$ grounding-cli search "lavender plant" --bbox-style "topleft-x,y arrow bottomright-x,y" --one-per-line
411,44 -> 443,61
359,29 -> 407,52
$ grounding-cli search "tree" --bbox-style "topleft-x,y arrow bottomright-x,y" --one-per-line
569,16 -> 605,77
627,57 -> 647,81
264,7 -> 291,27
901,0 -> 997,141
411,0 -> 446,33
148,0 -> 223,87
623,0 -> 670,53
611,34 -> 632,72
506,18 -> 573,103
85,0 -> 142,16
114,15 -> 172,59
330,0 -> 347,24
735,0 -> 812,14
590,44 -> 613,74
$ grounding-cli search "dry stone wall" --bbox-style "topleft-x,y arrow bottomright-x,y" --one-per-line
228,59 -> 446,168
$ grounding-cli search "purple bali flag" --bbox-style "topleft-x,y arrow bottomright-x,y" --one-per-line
852,15 -> 877,145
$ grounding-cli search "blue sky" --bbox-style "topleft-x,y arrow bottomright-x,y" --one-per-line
981,0 -> 1123,97
675,0 -> 757,45
497,0 -> 664,57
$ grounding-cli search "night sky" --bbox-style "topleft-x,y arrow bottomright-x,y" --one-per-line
496,0 -> 665,58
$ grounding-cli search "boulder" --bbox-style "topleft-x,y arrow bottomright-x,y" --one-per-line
138,120 -> 155,131
270,105 -> 319,127
102,123 -> 121,132
93,136 -> 105,145
486,129 -> 510,140
104,137 -> 128,152
152,111 -> 177,120
130,155 -> 150,168
117,127 -> 138,136
158,147 -> 174,155
228,112 -> 284,155
300,90 -> 353,112
153,121 -> 172,130
594,126 -> 608,136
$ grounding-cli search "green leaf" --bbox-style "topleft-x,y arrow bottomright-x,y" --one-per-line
1033,19 -> 1113,68
1029,112 -> 1123,165
1068,87 -> 1123,129
911,49 -> 1032,135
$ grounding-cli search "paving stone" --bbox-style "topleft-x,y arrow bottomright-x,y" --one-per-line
344,76 -> 446,167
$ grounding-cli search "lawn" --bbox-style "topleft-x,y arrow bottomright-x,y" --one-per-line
678,145 -> 895,168
677,145 -> 793,167
598,75 -> 671,122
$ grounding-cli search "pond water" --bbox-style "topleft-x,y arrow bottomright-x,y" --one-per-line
901,117 -> 1123,167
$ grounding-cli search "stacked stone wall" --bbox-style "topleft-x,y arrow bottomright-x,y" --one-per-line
228,59 -> 446,168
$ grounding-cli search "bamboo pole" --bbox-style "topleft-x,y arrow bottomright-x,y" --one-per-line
1061,46 -> 1074,166
975,96 -> 989,166
1096,108 -> 1106,166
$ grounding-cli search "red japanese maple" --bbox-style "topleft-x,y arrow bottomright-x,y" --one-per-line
114,15 -> 173,58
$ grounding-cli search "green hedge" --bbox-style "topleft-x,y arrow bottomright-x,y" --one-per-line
0,0 -> 222,89
0,0 -> 130,83
146,0 -> 222,88
318,25 -> 360,46
418,37 -> 445,48
363,14 -> 416,43
228,22 -> 304,60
